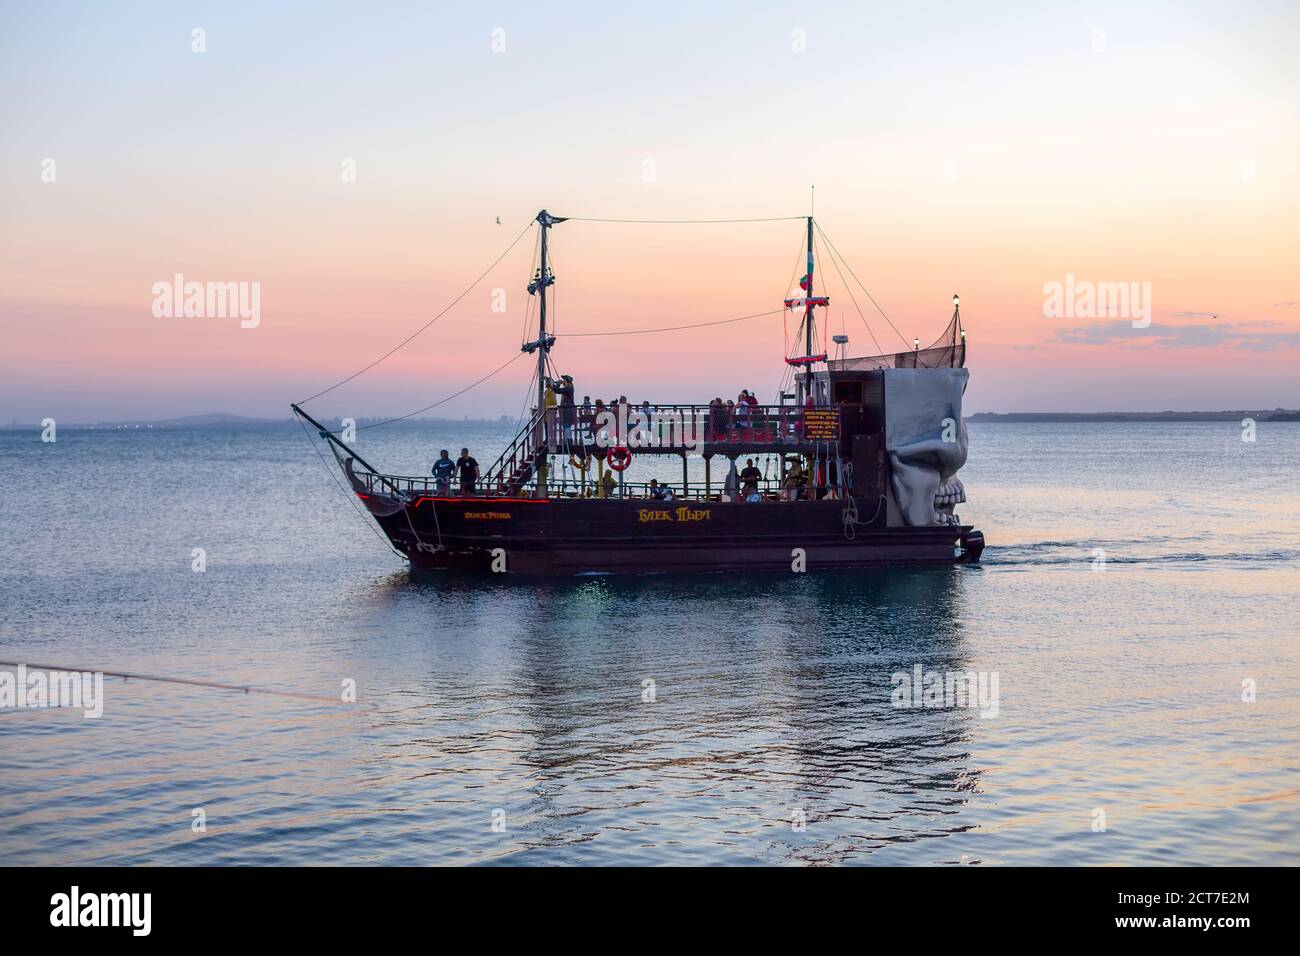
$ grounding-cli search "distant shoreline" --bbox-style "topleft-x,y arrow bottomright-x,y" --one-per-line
967,410 -> 1300,423
0,413 -> 516,430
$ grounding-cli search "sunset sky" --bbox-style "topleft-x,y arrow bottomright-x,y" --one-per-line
2,1 -> 1297,422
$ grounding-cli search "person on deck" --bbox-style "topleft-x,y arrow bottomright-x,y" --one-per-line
616,396 -> 631,445
744,389 -> 762,437
600,468 -> 617,499
648,478 -> 663,500
639,400 -> 654,445
543,379 -> 559,445
708,397 -> 725,442
740,458 -> 762,497
456,447 -> 479,496
432,449 -> 455,495
580,396 -> 593,443
783,457 -> 805,501
554,374 -> 576,443
593,398 -> 608,446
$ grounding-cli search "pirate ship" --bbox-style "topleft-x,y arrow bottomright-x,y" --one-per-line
292,209 -> 984,575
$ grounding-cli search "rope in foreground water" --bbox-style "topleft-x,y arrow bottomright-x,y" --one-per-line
0,660 -> 356,705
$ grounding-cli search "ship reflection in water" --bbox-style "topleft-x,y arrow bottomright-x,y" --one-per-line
360,567 -> 987,865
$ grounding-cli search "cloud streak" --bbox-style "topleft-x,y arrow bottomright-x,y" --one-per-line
1054,320 -> 1300,352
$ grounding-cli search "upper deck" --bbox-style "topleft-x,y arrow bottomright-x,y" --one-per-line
350,402 -> 852,502
534,402 -> 840,456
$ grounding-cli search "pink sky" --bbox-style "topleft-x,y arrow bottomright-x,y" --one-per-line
2,2 -> 1297,421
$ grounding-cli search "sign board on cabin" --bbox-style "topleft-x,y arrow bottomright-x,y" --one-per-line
803,409 -> 839,440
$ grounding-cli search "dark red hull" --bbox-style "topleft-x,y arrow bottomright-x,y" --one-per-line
362,494 -> 984,576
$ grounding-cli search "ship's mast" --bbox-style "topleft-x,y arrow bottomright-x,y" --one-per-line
804,214 -> 814,401
537,211 -> 552,418
529,209 -> 563,498
781,201 -> 826,404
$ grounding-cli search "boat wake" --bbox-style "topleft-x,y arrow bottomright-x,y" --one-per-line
986,539 -> 1300,568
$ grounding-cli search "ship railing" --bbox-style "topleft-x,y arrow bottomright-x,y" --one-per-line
356,402 -> 843,500
540,476 -> 843,502
353,470 -> 842,503
355,471 -> 439,497
538,403 -> 837,454
481,408 -> 546,490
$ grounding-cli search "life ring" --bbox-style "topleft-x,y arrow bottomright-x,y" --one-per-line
607,446 -> 633,472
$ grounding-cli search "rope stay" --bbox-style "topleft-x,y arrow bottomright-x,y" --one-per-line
559,215 -> 804,224
292,409 -> 406,560
0,659 -> 357,705
814,222 -> 911,350
815,227 -> 884,356
562,309 -> 784,337
355,351 -> 528,431
297,220 -> 535,405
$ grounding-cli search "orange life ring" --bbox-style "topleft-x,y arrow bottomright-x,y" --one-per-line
607,446 -> 633,472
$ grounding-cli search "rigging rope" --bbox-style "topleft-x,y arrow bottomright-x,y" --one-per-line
0,659 -> 356,705
814,222 -> 910,350
297,221 -> 535,405
519,226 -> 540,348
292,410 -> 405,560
562,309 -> 783,337
779,227 -> 807,398
816,228 -> 884,356
356,351 -> 527,430
560,215 -> 805,224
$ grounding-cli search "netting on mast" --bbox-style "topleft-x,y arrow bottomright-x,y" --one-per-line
825,307 -> 965,371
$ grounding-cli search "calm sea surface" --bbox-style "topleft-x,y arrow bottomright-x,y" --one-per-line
0,421 -> 1297,865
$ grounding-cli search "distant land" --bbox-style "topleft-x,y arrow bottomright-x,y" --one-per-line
2,409 -> 1297,429
0,412 -> 516,429
967,409 -> 1300,423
